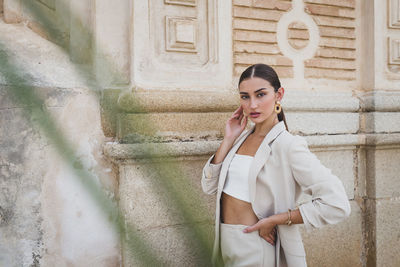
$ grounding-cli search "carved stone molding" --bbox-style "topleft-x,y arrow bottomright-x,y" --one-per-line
388,0 -> 400,28
388,37 -> 400,65
104,134 -> 400,161
132,0 -> 232,89
116,89 -> 358,113
165,16 -> 197,53
277,0 -> 319,81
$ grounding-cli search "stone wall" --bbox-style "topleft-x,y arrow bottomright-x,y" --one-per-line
233,0 -> 293,78
1,0 -> 400,266
304,0 -> 357,80
0,19 -> 120,266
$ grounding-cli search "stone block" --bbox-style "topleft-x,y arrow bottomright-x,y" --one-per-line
299,200 -> 363,267
233,18 -> 277,32
368,147 -> 400,198
375,199 -> 400,267
305,3 -> 355,18
234,41 -> 280,54
313,148 -> 355,199
253,0 -> 291,11
304,67 -> 356,80
287,28 -> 310,40
233,6 -> 282,21
104,141 -> 221,160
119,156 -> 217,266
122,222 -> 215,267
233,0 -> 251,7
234,53 -> 292,66
312,14 -> 355,28
305,0 -> 355,9
234,65 -> 294,78
316,47 -> 356,59
116,89 -> 239,113
283,90 -> 358,112
234,30 -> 277,43
285,112 -> 359,135
362,112 -> 400,133
119,157 -> 215,230
319,26 -> 356,39
317,32 -> 356,48
358,90 -> 400,112
305,57 -> 356,70
117,112 -> 230,142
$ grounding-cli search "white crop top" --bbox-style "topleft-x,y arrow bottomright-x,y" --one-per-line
222,153 -> 254,203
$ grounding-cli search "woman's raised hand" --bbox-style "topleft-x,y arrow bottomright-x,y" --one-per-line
210,106 -> 248,164
224,106 -> 248,141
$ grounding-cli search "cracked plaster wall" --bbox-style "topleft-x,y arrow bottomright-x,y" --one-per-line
0,18 -> 120,266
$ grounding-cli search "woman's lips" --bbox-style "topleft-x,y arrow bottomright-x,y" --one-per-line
250,112 -> 260,118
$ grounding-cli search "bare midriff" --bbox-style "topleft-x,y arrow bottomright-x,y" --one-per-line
221,192 -> 259,226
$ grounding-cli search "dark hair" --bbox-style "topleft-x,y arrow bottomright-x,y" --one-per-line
238,63 -> 288,131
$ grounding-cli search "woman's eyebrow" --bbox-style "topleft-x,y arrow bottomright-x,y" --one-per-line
239,88 -> 268,94
239,87 -> 268,95
254,88 -> 268,93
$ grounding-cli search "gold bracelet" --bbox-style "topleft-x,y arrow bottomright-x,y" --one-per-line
286,209 -> 292,226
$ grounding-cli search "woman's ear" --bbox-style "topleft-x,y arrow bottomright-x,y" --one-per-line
276,87 -> 284,101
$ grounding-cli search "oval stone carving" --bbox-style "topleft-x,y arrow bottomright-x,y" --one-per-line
287,21 -> 309,50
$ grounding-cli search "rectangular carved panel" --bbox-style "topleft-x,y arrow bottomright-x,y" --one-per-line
388,37 -> 400,65
166,16 -> 197,52
132,0 -> 232,89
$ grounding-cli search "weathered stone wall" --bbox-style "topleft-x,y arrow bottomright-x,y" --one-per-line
1,0 -> 400,266
0,19 -> 120,266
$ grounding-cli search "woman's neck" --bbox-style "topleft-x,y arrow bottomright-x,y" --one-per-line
252,116 -> 279,137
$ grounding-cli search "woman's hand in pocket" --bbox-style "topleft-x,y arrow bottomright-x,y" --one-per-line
242,217 -> 277,245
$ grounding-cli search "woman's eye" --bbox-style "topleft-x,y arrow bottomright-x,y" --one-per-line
257,92 -> 265,97
240,95 -> 249,99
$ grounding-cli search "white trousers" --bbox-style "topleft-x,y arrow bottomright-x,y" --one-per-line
220,223 -> 276,267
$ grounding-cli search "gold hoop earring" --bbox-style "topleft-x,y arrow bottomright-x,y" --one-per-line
274,101 -> 282,114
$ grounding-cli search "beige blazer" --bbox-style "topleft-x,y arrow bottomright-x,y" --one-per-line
201,121 -> 351,267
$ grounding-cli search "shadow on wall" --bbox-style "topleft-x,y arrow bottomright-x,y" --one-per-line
0,0 -> 219,266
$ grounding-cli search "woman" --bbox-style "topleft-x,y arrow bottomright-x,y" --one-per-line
201,64 -> 351,267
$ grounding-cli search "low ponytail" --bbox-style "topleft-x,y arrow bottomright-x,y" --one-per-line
277,107 -> 289,131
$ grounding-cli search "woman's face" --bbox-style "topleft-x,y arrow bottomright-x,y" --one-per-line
239,77 -> 281,124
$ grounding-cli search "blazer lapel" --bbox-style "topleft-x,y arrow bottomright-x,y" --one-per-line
248,121 -> 286,203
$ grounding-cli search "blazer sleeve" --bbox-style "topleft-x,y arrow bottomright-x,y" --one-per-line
288,135 -> 351,232
201,154 -> 222,195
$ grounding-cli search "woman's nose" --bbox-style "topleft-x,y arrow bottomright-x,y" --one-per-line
250,98 -> 258,109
